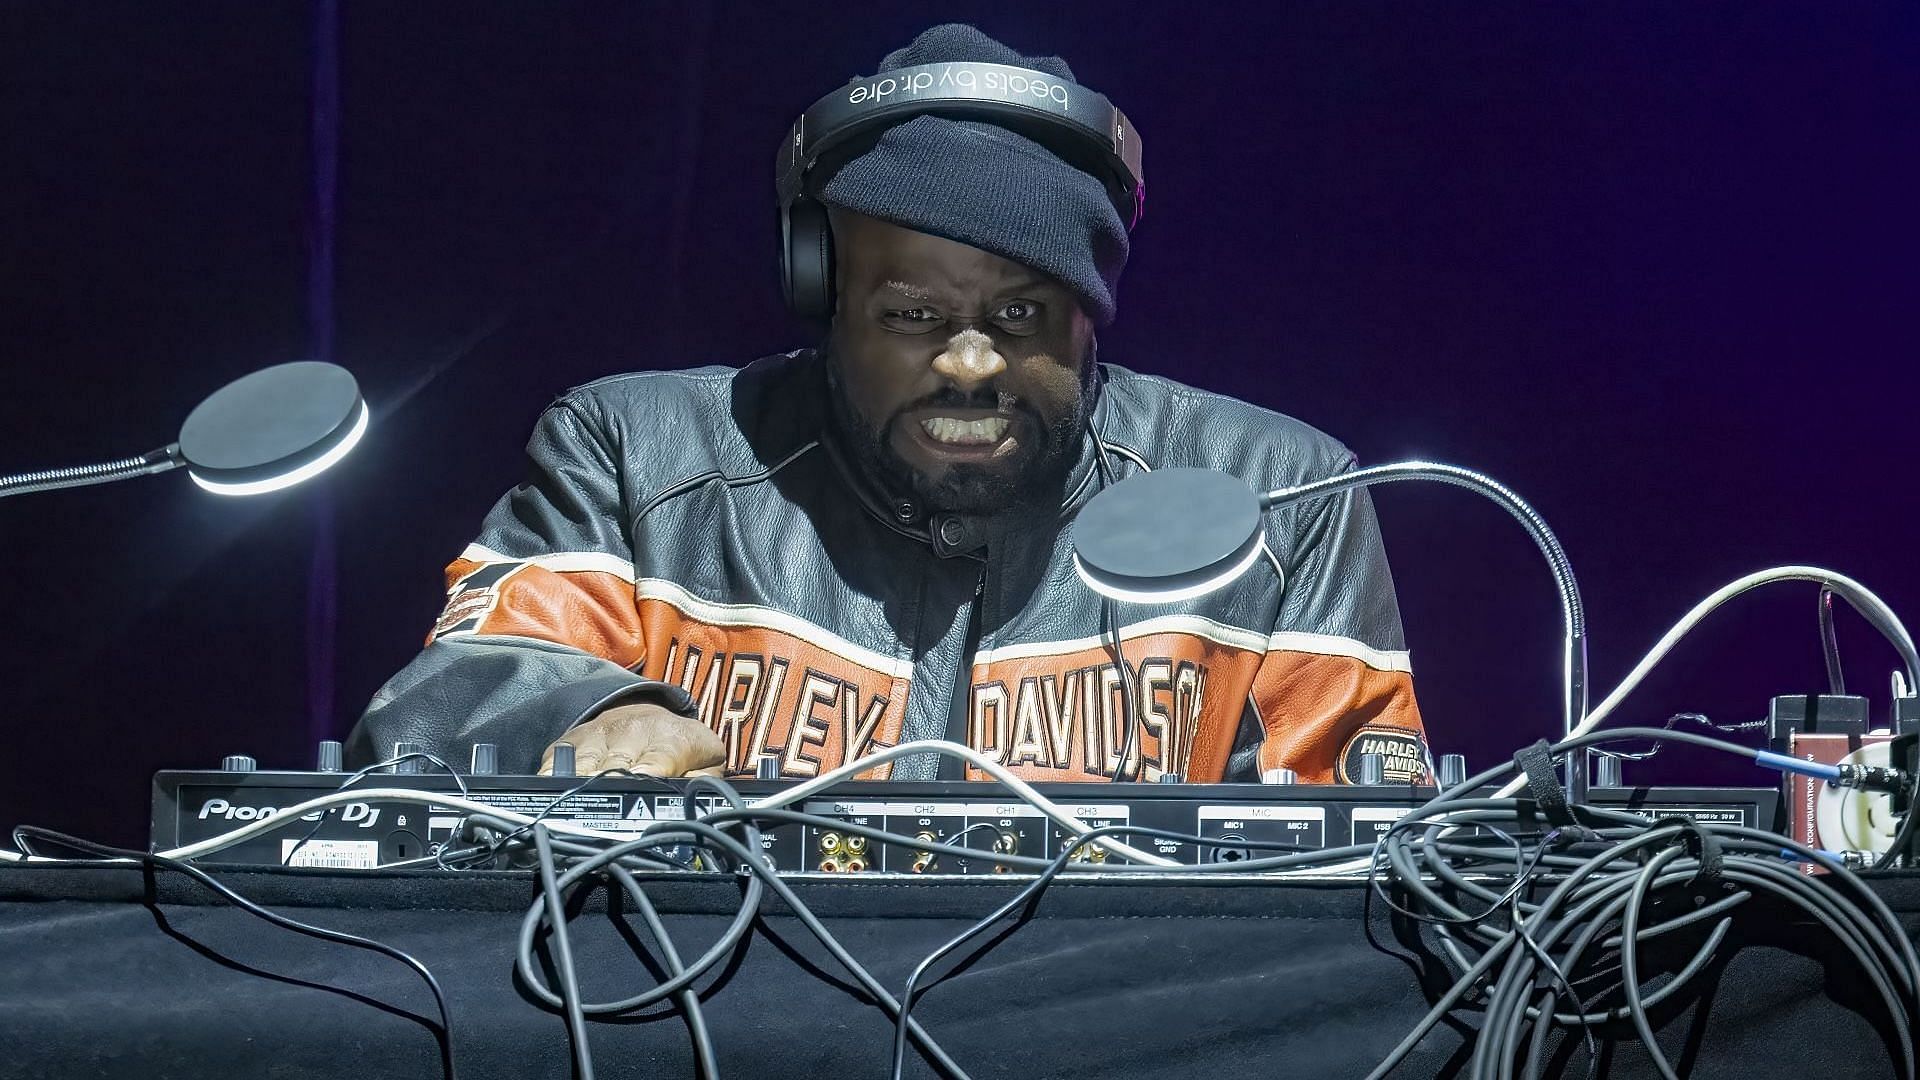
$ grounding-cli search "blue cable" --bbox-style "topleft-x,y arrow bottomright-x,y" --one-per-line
1755,750 -> 1842,780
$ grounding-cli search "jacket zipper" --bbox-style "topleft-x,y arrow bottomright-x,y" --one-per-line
937,566 -> 988,780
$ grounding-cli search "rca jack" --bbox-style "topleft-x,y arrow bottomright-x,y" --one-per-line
991,828 -> 1019,872
1068,843 -> 1109,865
910,831 -> 938,874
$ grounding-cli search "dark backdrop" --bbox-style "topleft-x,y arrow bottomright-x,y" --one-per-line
2,3 -> 1914,847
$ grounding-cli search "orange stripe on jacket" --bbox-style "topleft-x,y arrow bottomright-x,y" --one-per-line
1234,651 -> 1423,783
429,557 -> 644,669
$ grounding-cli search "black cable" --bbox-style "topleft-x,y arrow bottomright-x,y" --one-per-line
515,844 -> 760,1013
886,824 -> 1114,1080
1541,723 -> 1914,875
1088,428 -> 1147,784
1617,846 -> 1685,1080
1364,811 -> 1536,929
1586,713 -> 1768,763
132,718 -> 1911,1080
1353,734 -> 1920,1080
1471,842 -> 1772,1080
1514,925 -> 1606,1080
14,827 -> 457,1080
512,812 -> 750,1076
885,824 -> 1318,1080
496,790 -> 1333,1080
534,825 -> 595,1080
1352,724 -> 1920,1077
606,862 -> 720,1079
1102,597 -> 1149,782
502,723 -> 1918,1080
1807,583 -> 1920,871
467,766 -> 685,868
283,750 -> 468,866
691,803 -> 1361,876
514,816 -> 974,1079
1878,772 -> 1920,872
1802,581 -> 1920,870
507,777 -> 962,1074
1821,586 -> 1848,695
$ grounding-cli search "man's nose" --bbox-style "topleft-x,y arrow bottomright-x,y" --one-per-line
930,328 -> 1006,390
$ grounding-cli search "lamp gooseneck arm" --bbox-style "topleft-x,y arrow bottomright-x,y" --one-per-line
1261,461 -> 1589,800
0,444 -> 185,500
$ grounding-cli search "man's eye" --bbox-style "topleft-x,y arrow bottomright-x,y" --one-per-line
886,308 -> 939,323
998,301 -> 1038,322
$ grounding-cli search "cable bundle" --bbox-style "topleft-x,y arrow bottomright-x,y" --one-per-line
462,769 -> 1360,1080
489,775 -> 977,1080
10,727 -> 1916,1080
1364,729 -> 1920,1080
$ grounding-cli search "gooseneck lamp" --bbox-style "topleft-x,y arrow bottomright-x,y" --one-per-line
1072,462 -> 1590,802
0,362 -> 367,500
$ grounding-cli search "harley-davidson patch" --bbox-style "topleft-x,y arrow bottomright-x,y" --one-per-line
1337,725 -> 1428,784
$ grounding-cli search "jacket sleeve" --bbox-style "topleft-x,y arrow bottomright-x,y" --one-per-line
1244,463 -> 1427,783
344,397 -> 664,772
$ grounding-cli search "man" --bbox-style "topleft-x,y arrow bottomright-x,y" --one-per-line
347,24 -> 1424,783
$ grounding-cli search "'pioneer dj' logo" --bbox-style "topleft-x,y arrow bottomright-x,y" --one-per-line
195,799 -> 381,828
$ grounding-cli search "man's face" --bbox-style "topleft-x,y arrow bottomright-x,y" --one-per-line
826,211 -> 1098,516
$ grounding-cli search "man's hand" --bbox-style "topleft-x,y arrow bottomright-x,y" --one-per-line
537,703 -> 726,777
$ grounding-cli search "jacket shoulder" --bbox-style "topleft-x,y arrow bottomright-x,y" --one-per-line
555,364 -> 739,432
1098,366 -> 1358,487
545,352 -> 823,483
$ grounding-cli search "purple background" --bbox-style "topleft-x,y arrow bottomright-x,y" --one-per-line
2,4 -> 1914,846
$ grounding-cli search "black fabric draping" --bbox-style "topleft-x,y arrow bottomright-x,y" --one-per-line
2,865 -> 1916,1079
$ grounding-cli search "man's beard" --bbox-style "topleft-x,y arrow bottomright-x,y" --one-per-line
826,353 -> 1096,517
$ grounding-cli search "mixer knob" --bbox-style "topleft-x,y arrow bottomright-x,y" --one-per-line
1438,753 -> 1467,788
1356,752 -> 1386,785
550,742 -> 577,778
392,740 -> 426,773
221,754 -> 257,773
1594,754 -> 1624,788
315,740 -> 343,773
470,743 -> 499,776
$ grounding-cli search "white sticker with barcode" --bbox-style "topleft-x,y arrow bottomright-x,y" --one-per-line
281,839 -> 380,869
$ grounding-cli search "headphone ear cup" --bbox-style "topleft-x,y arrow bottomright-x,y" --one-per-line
781,197 -> 835,322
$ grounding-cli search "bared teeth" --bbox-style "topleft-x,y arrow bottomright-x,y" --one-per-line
921,416 -> 1009,445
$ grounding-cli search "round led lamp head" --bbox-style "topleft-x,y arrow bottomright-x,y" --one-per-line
1072,468 -> 1267,604
178,362 -> 367,496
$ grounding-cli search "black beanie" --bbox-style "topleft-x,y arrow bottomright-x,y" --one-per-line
816,24 -> 1130,326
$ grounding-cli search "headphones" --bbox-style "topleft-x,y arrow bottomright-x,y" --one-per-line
776,59 -> 1146,322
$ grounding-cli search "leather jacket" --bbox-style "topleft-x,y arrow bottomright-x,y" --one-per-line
347,349 -> 1425,782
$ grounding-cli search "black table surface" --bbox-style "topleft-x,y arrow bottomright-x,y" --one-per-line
2,863 -> 1916,1079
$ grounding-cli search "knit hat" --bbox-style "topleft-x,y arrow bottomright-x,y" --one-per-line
816,24 -> 1130,326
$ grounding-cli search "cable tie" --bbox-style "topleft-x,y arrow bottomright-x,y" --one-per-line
1512,739 -> 1576,826
1652,815 -> 1726,890
1542,824 -> 1603,849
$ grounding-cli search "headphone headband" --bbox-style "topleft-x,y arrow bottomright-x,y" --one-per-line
776,60 -> 1144,229
775,59 -> 1144,321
